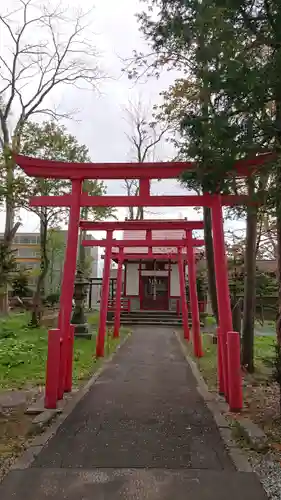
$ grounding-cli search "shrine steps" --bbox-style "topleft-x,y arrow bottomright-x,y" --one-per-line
107,310 -> 203,327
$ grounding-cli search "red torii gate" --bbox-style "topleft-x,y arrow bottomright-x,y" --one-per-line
14,152 -> 276,414
84,238 -> 204,355
81,222 -> 205,358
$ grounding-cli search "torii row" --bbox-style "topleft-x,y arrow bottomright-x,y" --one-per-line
81,219 -> 205,361
15,152 -> 276,412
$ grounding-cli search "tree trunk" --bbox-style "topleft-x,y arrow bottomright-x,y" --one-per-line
0,288 -> 9,315
242,176 -> 257,372
3,147 -> 15,241
137,206 -> 144,219
198,26 -> 218,323
274,72 -> 281,344
276,196 -> 281,344
40,216 -> 46,297
78,228 -> 86,272
0,129 -> 22,314
79,205 -> 88,273
232,297 -> 242,335
0,148 -> 15,315
49,247 -> 54,292
203,206 -> 218,322
30,211 -> 49,327
136,183 -> 144,220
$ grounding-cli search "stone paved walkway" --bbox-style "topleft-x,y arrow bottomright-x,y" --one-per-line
0,327 -> 267,499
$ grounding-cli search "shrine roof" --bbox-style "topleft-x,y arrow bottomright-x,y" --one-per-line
111,228 -> 201,256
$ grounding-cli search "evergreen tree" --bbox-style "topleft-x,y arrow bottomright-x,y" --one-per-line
130,0 -> 278,370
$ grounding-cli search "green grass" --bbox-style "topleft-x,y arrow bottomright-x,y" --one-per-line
187,333 -> 276,391
253,335 -> 275,379
204,315 -> 217,326
194,334 -> 218,390
0,312 -> 130,390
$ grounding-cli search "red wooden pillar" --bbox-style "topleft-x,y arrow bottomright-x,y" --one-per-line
178,248 -> 190,340
57,180 -> 82,399
146,228 -> 152,244
217,327 -> 224,394
176,298 -> 180,316
113,247 -> 124,338
186,231 -> 203,357
140,178 -> 150,198
65,325 -> 75,393
227,331 -> 243,411
211,195 -> 233,400
96,230 -> 113,357
45,329 -> 61,409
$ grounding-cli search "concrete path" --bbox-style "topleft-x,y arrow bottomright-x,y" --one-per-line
0,327 -> 267,499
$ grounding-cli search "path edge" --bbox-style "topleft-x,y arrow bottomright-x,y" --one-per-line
8,332 -> 131,472
174,330 -> 253,473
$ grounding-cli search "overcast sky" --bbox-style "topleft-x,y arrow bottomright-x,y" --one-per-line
0,0 -> 244,241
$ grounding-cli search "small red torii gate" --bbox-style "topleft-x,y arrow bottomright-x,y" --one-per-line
14,152 -> 276,414
81,225 -> 205,359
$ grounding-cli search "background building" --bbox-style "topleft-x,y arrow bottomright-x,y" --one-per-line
0,231 -> 99,293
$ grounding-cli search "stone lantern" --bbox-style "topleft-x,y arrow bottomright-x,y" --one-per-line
71,269 -> 92,339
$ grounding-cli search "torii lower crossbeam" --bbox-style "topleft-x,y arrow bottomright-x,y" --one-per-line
110,253 -> 197,261
30,193 -> 250,208
83,238 -> 204,248
80,220 -> 204,231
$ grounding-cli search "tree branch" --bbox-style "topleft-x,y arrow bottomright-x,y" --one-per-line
0,1 -> 102,140
239,8 -> 274,47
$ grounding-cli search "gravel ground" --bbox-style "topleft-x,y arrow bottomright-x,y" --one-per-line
250,452 -> 281,500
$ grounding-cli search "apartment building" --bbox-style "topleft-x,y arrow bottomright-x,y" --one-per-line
12,233 -> 41,271
0,231 -> 98,292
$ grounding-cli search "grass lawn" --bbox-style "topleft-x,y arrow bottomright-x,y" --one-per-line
0,312 -> 130,390
204,315 -> 217,327
186,332 -> 276,392
186,331 -> 281,443
0,312 -> 130,480
255,320 -> 276,335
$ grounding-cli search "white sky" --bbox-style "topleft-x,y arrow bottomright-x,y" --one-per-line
0,0 -> 245,243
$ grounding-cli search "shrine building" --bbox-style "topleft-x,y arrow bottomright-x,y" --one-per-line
111,226 -> 203,312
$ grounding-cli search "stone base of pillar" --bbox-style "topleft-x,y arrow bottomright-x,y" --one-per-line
73,323 -> 92,339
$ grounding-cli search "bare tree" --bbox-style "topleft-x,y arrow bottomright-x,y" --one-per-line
257,215 -> 277,261
124,99 -> 169,219
0,0 -> 102,234
0,0 -> 103,311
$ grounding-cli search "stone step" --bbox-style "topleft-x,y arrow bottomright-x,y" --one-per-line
109,311 -> 203,327
108,321 -> 184,327
119,312 -> 203,318
119,316 -> 184,322
108,316 -> 203,327
120,313 -> 181,319
121,311 -> 179,316
119,319 -> 182,322
120,314 -> 181,319
107,319 -> 189,326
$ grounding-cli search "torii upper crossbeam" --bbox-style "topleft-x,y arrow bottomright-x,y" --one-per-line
15,152 -> 276,179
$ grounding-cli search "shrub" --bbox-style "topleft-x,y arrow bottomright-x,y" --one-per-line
12,270 -> 32,298
45,292 -> 60,307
